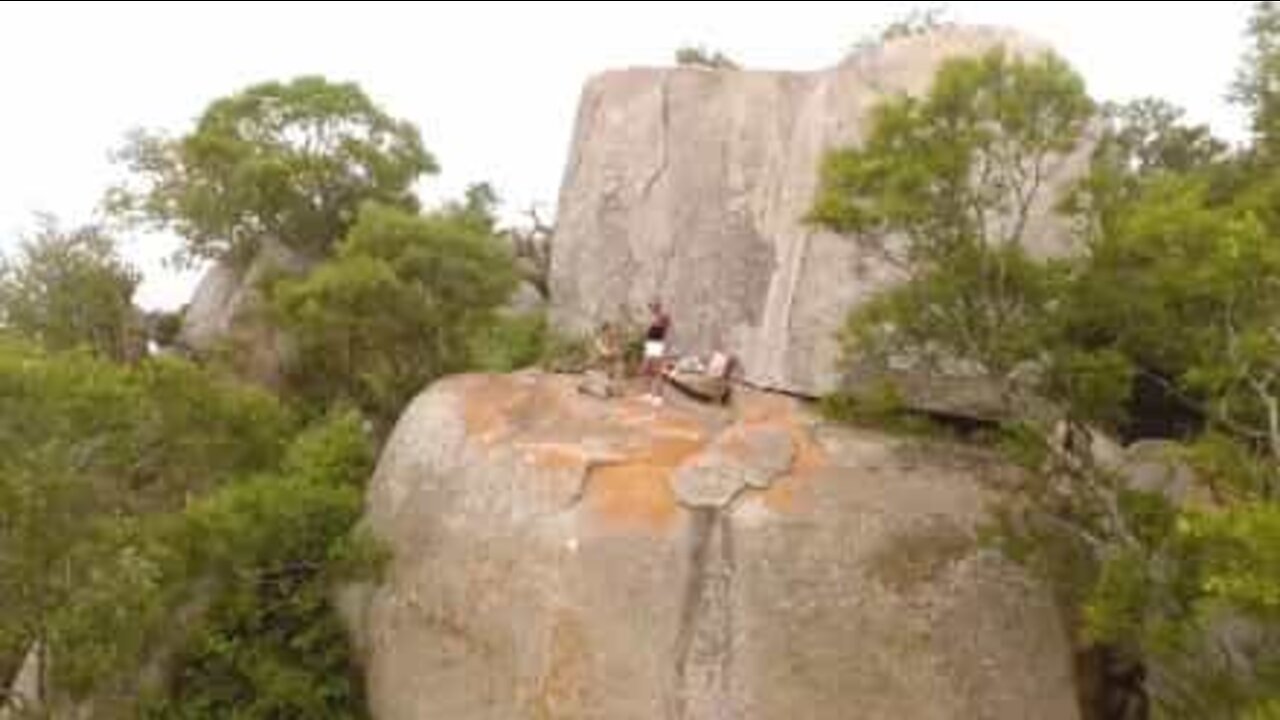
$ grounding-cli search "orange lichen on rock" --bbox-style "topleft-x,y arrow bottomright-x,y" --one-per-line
762,425 -> 829,513
453,373 -> 843,529
613,397 -> 708,438
735,389 -> 799,425
459,373 -> 584,445
582,432 -> 707,532
523,443 -> 592,472
715,425 -> 758,459
791,426 -> 829,475
583,463 -> 682,531
459,374 -> 531,441
760,474 -> 802,512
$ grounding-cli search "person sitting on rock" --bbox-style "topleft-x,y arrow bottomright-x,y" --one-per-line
641,300 -> 671,404
591,321 -> 624,381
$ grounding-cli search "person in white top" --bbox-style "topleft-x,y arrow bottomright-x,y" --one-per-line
641,300 -> 671,404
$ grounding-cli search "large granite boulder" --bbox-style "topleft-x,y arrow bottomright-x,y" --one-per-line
179,238 -> 314,388
356,372 -> 1081,719
550,26 -> 1092,400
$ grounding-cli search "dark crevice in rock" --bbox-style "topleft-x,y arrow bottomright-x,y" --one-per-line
671,508 -> 736,719
651,75 -> 685,297
641,74 -> 671,202
673,509 -> 714,681
1120,369 -> 1203,443
918,408 -> 1001,438
559,456 -> 630,514
1075,645 -> 1149,720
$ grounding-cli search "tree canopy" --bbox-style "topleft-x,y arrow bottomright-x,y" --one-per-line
271,201 -> 518,428
812,28 -> 1280,719
0,219 -> 141,362
810,48 -> 1091,383
109,76 -> 436,267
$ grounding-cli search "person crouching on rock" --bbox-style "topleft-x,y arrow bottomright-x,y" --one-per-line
592,321 -> 624,381
642,299 -> 671,405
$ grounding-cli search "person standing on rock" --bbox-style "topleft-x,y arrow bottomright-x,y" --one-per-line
642,299 -> 671,404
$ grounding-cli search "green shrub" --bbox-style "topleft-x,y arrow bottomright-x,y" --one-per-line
471,311 -> 550,372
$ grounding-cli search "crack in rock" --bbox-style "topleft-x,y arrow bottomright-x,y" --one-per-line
671,425 -> 796,509
641,73 -> 672,201
670,508 -> 736,720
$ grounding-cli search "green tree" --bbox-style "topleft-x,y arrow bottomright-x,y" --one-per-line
0,341 -> 294,712
272,202 -> 518,427
1098,99 -> 1227,177
443,181 -> 502,234
812,44 -> 1280,716
0,341 -> 384,717
0,218 -> 141,362
470,310 -> 551,373
109,76 -> 436,267
810,48 -> 1091,255
810,48 -> 1091,386
1233,1 -> 1280,158
143,411 -> 378,719
1230,2 -> 1280,253
1048,108 -> 1280,720
1062,98 -> 1230,263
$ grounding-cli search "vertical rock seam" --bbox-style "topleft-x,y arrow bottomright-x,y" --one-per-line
672,508 -> 737,720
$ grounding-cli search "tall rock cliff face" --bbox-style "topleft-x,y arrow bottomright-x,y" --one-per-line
356,372 -> 1081,719
355,26 -> 1096,718
550,26 -> 1091,397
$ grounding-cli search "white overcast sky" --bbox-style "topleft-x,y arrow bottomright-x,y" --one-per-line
0,1 -> 1255,309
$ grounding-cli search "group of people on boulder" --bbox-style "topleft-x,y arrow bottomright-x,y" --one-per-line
587,300 -> 733,406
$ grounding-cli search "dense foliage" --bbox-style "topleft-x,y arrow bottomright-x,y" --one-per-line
10,5 -> 1280,718
0,338 -> 378,717
271,201 -> 519,428
109,76 -> 436,267
813,8 -> 1280,717
1,71 -> 508,717
0,220 -> 141,362
140,412 -> 377,719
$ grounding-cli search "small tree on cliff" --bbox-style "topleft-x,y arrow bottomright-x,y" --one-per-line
850,5 -> 952,54
675,46 -> 740,70
108,76 -> 436,267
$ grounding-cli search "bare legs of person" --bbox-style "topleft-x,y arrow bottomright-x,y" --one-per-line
648,362 -> 664,405
641,341 -> 665,406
